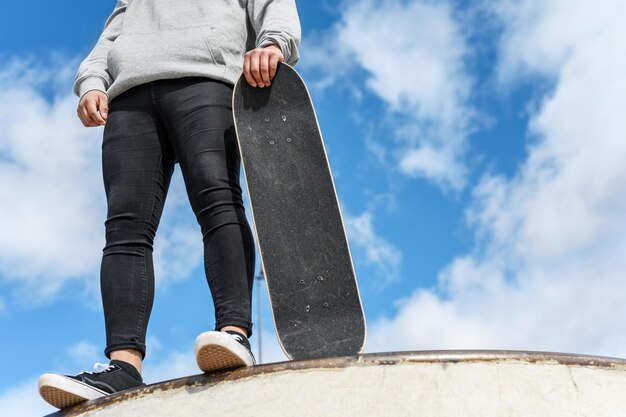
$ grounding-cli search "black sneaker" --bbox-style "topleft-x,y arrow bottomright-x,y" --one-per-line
38,360 -> 145,409
194,330 -> 256,373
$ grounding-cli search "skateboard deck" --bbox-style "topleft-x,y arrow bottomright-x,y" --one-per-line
232,62 -> 366,360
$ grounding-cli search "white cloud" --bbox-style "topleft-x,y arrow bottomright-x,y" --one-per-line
153,180 -> 204,291
142,350 -> 199,384
0,57 -> 106,302
67,341 -> 100,369
0,56 -> 203,307
493,0 -> 621,85
0,378 -> 56,417
301,0 -> 474,190
345,211 -> 402,284
366,0 -> 626,358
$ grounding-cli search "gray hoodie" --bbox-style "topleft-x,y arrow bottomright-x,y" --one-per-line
73,0 -> 301,102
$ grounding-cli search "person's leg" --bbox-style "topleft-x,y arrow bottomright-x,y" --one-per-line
101,82 -> 177,374
37,83 -> 173,410
153,77 -> 256,338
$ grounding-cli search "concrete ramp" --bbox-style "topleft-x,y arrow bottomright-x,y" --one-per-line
46,351 -> 626,417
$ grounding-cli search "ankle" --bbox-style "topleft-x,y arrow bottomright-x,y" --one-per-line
220,326 -> 248,338
110,349 -> 143,375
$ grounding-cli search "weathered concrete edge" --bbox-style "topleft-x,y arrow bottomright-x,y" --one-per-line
46,350 -> 626,417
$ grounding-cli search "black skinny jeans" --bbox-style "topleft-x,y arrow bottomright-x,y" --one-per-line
100,76 -> 255,360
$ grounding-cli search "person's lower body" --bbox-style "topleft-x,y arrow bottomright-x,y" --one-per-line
100,76 -> 257,363
39,77 -> 257,409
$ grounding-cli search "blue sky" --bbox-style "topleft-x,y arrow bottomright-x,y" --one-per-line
1,0 -> 626,414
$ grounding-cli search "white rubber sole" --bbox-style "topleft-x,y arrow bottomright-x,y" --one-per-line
194,331 -> 255,373
38,373 -> 108,409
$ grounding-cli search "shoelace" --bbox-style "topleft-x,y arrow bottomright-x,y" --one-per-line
92,362 -> 116,374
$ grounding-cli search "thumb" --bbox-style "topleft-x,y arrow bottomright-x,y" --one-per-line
99,96 -> 109,120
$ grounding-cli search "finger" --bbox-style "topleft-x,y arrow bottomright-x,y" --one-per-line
260,51 -> 271,86
243,53 -> 257,87
81,100 -> 101,126
76,102 -> 93,127
86,99 -> 106,125
269,53 -> 280,81
99,96 -> 109,123
77,105 -> 98,127
249,52 -> 263,87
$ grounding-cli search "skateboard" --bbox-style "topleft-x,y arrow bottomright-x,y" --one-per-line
232,62 -> 366,360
